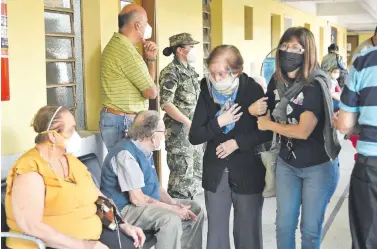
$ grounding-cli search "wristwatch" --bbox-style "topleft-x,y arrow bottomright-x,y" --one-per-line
146,58 -> 156,62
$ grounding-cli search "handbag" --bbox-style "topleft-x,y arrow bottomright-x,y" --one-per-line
95,196 -> 125,248
257,133 -> 280,198
95,196 -> 124,230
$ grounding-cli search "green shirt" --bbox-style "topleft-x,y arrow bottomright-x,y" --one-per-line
100,33 -> 154,113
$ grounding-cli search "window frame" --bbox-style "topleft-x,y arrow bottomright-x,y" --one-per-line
43,0 -> 85,129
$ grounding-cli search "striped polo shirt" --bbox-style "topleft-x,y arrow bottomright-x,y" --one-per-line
339,45 -> 377,157
100,32 -> 154,113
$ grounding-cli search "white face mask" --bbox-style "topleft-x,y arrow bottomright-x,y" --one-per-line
178,47 -> 196,64
331,73 -> 340,80
211,76 -> 240,95
139,23 -> 152,40
186,48 -> 196,64
151,135 -> 164,151
64,131 -> 82,154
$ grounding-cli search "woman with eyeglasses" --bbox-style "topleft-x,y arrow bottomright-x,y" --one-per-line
189,45 -> 271,249
257,27 -> 340,249
5,106 -> 145,249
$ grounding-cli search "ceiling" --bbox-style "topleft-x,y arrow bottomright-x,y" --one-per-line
280,0 -> 377,32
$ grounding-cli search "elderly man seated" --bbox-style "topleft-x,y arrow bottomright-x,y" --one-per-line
100,110 -> 204,249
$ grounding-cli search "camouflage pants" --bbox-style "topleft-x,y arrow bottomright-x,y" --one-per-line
167,146 -> 203,199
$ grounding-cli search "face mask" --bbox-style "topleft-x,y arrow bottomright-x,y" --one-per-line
138,23 -> 152,40
63,131 -> 82,154
151,135 -> 164,151
211,76 -> 239,95
331,73 -> 340,80
186,48 -> 196,64
178,47 -> 196,64
279,50 -> 304,73
41,130 -> 82,154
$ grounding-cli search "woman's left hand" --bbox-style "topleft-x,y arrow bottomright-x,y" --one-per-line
257,110 -> 272,131
121,223 -> 146,248
216,139 -> 239,159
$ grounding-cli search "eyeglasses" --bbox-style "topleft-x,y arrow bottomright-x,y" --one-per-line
206,69 -> 234,81
279,44 -> 305,54
153,130 -> 167,136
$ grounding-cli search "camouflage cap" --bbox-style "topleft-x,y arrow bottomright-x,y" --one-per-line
169,33 -> 199,47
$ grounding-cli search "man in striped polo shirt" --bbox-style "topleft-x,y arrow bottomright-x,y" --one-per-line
334,26 -> 377,249
100,4 -> 158,150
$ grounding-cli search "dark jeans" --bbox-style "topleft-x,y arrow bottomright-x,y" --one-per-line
349,155 -> 377,249
205,171 -> 264,249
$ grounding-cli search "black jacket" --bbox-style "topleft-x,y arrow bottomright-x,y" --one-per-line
189,73 -> 271,194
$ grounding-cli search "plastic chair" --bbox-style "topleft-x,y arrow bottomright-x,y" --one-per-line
1,182 -> 46,249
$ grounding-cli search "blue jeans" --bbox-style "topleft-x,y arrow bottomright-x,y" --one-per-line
332,157 -> 339,168
275,157 -> 339,249
99,110 -> 134,151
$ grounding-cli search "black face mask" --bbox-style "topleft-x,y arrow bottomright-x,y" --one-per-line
279,50 -> 304,73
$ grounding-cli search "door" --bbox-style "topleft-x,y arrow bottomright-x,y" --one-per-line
347,35 -> 359,65
142,0 -> 162,179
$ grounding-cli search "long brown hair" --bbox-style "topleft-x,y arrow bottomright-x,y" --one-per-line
274,27 -> 318,84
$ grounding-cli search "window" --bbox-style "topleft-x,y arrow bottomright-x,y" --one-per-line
203,0 -> 211,74
244,6 -> 253,40
44,0 -> 85,129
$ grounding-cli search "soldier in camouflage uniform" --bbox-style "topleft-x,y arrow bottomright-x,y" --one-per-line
159,33 -> 203,199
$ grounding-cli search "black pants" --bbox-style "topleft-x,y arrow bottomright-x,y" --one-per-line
349,155 -> 377,249
47,228 -> 135,249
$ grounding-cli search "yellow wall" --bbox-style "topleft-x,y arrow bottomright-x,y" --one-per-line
359,33 -> 374,43
211,0 -> 347,77
211,0 -> 223,49
271,14 -> 282,51
83,0 -> 119,131
156,0 -> 204,77
0,0 -> 348,156
319,26 -> 324,59
100,0 -> 119,50
1,0 -> 120,155
1,0 -> 46,155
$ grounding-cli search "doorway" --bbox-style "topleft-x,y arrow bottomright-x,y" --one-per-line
141,0 -> 162,178
347,35 -> 359,65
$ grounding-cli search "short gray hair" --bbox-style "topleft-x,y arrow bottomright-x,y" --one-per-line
127,110 -> 160,141
118,10 -> 139,30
